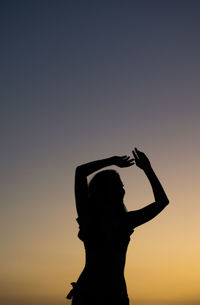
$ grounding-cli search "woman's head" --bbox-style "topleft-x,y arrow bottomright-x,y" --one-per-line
88,170 -> 126,215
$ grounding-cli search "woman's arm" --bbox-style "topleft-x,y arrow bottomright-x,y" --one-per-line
143,166 -> 169,205
76,157 -> 114,178
75,155 -> 134,218
128,148 -> 169,227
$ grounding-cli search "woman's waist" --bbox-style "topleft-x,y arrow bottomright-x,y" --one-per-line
84,259 -> 126,274
78,265 -> 126,284
85,247 -> 126,262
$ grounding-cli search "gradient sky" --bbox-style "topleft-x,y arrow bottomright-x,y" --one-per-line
1,1 -> 200,305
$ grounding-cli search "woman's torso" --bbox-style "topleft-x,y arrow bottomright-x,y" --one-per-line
71,213 -> 134,304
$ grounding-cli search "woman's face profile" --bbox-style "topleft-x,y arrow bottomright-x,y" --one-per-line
108,177 -> 125,200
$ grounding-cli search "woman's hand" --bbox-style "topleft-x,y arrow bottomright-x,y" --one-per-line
112,155 -> 135,168
132,148 -> 151,170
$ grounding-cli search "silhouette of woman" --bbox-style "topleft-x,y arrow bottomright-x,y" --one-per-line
67,148 -> 169,305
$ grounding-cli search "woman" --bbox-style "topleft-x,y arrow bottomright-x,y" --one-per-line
67,148 -> 169,305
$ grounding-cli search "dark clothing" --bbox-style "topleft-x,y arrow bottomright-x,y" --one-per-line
67,212 -> 134,305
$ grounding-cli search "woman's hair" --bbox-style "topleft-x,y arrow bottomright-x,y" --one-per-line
88,169 -> 127,216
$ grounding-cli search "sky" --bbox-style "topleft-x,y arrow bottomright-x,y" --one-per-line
1,1 -> 200,305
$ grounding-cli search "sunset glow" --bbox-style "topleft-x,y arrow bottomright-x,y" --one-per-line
1,1 -> 200,305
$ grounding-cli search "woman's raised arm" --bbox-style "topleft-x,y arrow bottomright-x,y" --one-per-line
128,148 -> 169,228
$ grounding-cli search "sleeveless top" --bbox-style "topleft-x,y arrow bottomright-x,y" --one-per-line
76,212 -> 134,252
66,212 -> 135,302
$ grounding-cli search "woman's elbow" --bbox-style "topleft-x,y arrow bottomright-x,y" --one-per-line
157,199 -> 169,206
163,199 -> 170,206
75,165 -> 85,176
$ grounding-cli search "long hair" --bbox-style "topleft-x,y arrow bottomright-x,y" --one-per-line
88,170 -> 127,217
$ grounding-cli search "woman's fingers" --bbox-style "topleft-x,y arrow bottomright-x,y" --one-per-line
135,147 -> 142,155
125,160 -> 135,167
121,155 -> 133,162
116,155 -> 135,166
122,155 -> 130,159
122,156 -> 135,166
126,157 -> 135,163
132,150 -> 139,160
120,148 -> 144,162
